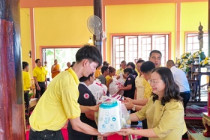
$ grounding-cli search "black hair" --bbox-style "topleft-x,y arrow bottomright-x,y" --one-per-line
22,61 -> 29,70
136,60 -> 145,64
152,67 -> 182,106
121,60 -> 126,64
149,50 -> 162,57
103,61 -> 109,67
140,61 -> 155,73
76,45 -> 102,67
79,73 -> 94,82
124,68 -> 133,74
127,62 -> 135,70
71,62 -> 75,67
101,66 -> 109,74
109,66 -> 116,73
35,59 -> 40,64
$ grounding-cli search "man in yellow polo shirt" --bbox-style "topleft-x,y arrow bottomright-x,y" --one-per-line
33,59 -> 47,99
29,45 -> 102,140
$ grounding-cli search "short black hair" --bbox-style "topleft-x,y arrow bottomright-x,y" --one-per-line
124,68 -> 133,74
79,73 -> 94,82
140,61 -> 155,73
109,66 -> 116,73
121,60 -> 126,64
103,61 -> 109,67
101,66 -> 109,74
35,59 -> 40,64
76,45 -> 102,67
71,62 -> 75,67
22,61 -> 29,69
137,59 -> 145,64
127,62 -> 135,70
149,50 -> 162,57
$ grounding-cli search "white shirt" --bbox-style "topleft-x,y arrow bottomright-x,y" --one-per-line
170,66 -> 190,92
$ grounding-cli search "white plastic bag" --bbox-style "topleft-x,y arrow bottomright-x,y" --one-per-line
88,79 -> 107,104
109,75 -> 125,96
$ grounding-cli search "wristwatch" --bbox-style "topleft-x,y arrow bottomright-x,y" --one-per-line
132,105 -> 136,111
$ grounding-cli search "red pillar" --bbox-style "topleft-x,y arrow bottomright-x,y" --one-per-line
0,0 -> 25,139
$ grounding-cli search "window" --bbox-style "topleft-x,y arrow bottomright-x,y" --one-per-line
113,34 -> 169,69
42,48 -> 80,78
186,33 -> 208,56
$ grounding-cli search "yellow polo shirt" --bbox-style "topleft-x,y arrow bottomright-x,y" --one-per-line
105,75 -> 112,87
136,97 -> 187,140
33,66 -> 47,82
116,68 -> 124,75
95,68 -> 102,78
29,68 -> 81,131
22,71 -> 31,91
135,76 -> 152,100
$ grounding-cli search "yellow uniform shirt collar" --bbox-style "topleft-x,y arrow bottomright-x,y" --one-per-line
67,68 -> 79,85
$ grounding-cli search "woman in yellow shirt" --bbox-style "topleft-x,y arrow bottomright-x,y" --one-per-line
22,61 -> 31,110
118,67 -> 187,140
105,66 -> 116,87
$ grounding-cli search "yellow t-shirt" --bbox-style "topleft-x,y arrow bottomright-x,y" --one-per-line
135,76 -> 152,100
116,68 -> 124,75
29,68 -> 81,131
33,66 -> 47,82
95,68 -> 102,78
22,71 -> 31,91
143,78 -> 152,99
105,75 -> 112,87
135,97 -> 187,140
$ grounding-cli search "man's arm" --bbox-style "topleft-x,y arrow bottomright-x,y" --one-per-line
80,105 -> 99,113
33,77 -> 40,91
120,84 -> 132,91
70,117 -> 100,136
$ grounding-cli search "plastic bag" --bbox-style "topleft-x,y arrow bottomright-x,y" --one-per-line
109,75 -> 125,96
88,79 -> 107,104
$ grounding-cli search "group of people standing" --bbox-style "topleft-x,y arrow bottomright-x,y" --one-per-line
22,45 -> 191,140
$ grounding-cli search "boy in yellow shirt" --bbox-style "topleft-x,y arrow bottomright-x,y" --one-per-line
29,45 -> 104,140
22,61 -> 31,110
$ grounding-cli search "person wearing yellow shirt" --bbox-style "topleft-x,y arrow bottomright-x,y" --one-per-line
22,61 -> 31,110
116,60 -> 126,75
94,65 -> 102,78
105,66 -> 116,88
51,59 -> 60,78
29,45 -> 104,140
118,67 -> 187,140
134,59 -> 145,100
33,59 -> 47,99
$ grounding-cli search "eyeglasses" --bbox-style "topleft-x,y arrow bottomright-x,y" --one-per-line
149,79 -> 161,85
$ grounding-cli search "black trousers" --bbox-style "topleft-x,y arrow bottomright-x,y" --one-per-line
35,82 -> 46,98
180,92 -> 190,110
24,91 -> 29,109
29,129 -> 63,140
